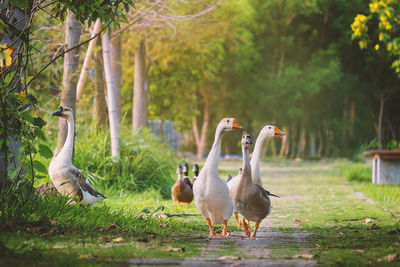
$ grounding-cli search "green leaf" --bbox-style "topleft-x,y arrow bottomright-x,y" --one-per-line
39,144 -> 53,159
33,117 -> 46,128
9,0 -> 29,9
23,112 -> 34,124
36,128 -> 46,141
33,160 -> 48,174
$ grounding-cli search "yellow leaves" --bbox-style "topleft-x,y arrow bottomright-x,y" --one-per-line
396,68 -> 400,73
387,42 -> 392,51
375,44 -> 380,50
379,32 -> 384,41
16,91 -> 30,107
1,43 -> 16,67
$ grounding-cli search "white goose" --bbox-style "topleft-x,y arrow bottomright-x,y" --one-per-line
193,118 -> 243,237
48,106 -> 106,204
228,125 -> 284,228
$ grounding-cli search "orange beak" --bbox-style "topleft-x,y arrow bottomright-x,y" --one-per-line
232,118 -> 243,130
274,127 -> 285,138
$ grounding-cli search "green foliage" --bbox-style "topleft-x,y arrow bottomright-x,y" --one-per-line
51,0 -> 135,27
386,139 -> 399,150
338,161 -> 371,183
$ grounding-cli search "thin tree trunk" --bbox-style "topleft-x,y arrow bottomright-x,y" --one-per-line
56,10 -> 81,155
378,91 -> 385,148
297,127 -> 306,158
94,37 -> 107,128
110,35 -> 122,120
132,39 -> 148,129
102,32 -> 119,157
192,88 -> 210,159
279,126 -> 287,157
317,130 -> 323,157
309,131 -> 317,157
76,19 -> 101,102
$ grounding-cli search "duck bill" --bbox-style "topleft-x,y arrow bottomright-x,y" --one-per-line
274,127 -> 285,138
232,119 -> 243,130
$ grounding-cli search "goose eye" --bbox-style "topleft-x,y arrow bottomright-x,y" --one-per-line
227,119 -> 230,123
269,127 -> 271,129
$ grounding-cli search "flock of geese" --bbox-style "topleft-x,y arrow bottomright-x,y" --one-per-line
40,106 -> 284,240
171,118 -> 283,239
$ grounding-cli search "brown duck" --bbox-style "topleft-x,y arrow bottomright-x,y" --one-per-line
171,165 -> 193,207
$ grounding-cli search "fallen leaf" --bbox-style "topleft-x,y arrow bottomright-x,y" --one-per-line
79,254 -> 96,260
40,227 -> 57,237
368,223 -> 380,230
167,246 -> 185,252
50,218 -> 59,226
365,218 -> 377,223
218,256 -> 240,260
112,237 -> 125,243
293,219 -> 301,222
108,224 -> 117,230
377,254 -> 400,262
31,213 -> 38,218
295,254 -> 315,259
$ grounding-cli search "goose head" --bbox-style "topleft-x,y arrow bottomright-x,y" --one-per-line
176,165 -> 183,175
52,106 -> 73,119
183,163 -> 189,176
260,125 -> 285,139
217,118 -> 243,133
242,134 -> 253,149
193,164 -> 199,176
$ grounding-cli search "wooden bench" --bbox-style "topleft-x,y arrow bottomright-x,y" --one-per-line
364,150 -> 400,184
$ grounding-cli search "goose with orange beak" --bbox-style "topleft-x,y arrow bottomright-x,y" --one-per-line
228,125 -> 284,230
193,118 -> 243,237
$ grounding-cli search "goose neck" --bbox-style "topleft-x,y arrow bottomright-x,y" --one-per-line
250,133 -> 268,181
57,115 -> 75,165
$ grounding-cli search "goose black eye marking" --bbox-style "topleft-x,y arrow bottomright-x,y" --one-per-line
269,127 -> 272,129
227,119 -> 230,123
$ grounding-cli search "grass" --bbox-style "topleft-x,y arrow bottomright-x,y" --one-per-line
2,159 -> 400,265
337,160 -> 400,217
0,189 -> 209,266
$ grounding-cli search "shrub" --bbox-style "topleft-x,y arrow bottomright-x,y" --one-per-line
338,162 -> 371,183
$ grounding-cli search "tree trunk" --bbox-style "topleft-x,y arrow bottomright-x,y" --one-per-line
94,37 -> 107,128
279,126 -> 287,157
110,35 -> 122,120
309,131 -> 317,157
288,125 -> 297,159
56,10 -> 81,155
296,127 -> 306,158
378,91 -> 385,148
102,32 -> 119,157
132,39 -> 148,130
192,88 -> 210,159
317,130 -> 323,157
76,18 -> 101,102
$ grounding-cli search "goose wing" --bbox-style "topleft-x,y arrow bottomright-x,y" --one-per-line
70,168 -> 106,199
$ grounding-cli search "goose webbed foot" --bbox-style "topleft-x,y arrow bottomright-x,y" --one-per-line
206,218 -> 218,237
249,221 -> 260,240
242,218 -> 251,237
